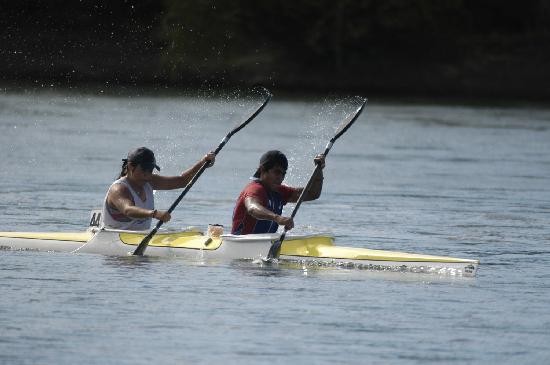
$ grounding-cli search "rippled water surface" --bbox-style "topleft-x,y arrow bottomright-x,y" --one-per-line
1,90 -> 549,364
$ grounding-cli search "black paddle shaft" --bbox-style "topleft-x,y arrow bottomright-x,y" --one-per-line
133,87 -> 272,255
267,97 -> 367,259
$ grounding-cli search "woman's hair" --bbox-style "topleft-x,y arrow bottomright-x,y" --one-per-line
118,159 -> 130,178
117,147 -> 160,179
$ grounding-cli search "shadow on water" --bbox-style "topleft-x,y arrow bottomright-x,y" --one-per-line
230,258 -> 295,278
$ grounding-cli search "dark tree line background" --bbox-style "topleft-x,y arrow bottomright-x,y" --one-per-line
1,0 -> 549,99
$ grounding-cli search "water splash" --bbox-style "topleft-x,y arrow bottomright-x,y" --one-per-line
278,258 -> 476,277
286,96 -> 366,185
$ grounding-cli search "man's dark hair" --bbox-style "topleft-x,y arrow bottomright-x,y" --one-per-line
253,150 -> 288,178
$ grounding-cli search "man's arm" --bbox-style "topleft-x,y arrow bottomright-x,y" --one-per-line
287,154 -> 325,202
244,196 -> 294,231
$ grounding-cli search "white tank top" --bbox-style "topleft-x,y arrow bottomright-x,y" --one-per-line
101,177 -> 155,230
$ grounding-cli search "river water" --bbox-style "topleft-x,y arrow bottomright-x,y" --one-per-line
1,89 -> 549,364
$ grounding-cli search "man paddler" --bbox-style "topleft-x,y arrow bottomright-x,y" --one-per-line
231,150 -> 325,235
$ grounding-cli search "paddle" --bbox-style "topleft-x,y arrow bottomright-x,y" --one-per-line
133,87 -> 273,255
266,96 -> 368,260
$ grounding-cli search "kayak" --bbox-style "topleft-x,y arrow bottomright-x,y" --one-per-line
0,214 -> 479,277
0,228 -> 478,276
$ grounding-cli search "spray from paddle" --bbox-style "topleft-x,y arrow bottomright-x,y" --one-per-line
133,86 -> 273,256
266,96 -> 368,260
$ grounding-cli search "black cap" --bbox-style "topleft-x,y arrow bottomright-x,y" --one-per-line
126,147 -> 160,171
253,150 -> 288,178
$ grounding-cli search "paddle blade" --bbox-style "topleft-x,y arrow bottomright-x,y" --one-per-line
266,239 -> 282,260
331,97 -> 367,142
133,225 -> 159,255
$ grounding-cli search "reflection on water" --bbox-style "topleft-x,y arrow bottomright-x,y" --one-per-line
101,254 -> 163,269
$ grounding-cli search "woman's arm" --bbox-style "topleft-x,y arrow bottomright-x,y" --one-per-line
151,152 -> 215,190
107,184 -> 170,221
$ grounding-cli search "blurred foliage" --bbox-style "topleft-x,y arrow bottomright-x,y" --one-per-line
157,0 -> 549,93
1,0 -> 549,97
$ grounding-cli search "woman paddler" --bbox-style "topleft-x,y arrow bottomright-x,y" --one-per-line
101,147 -> 215,230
